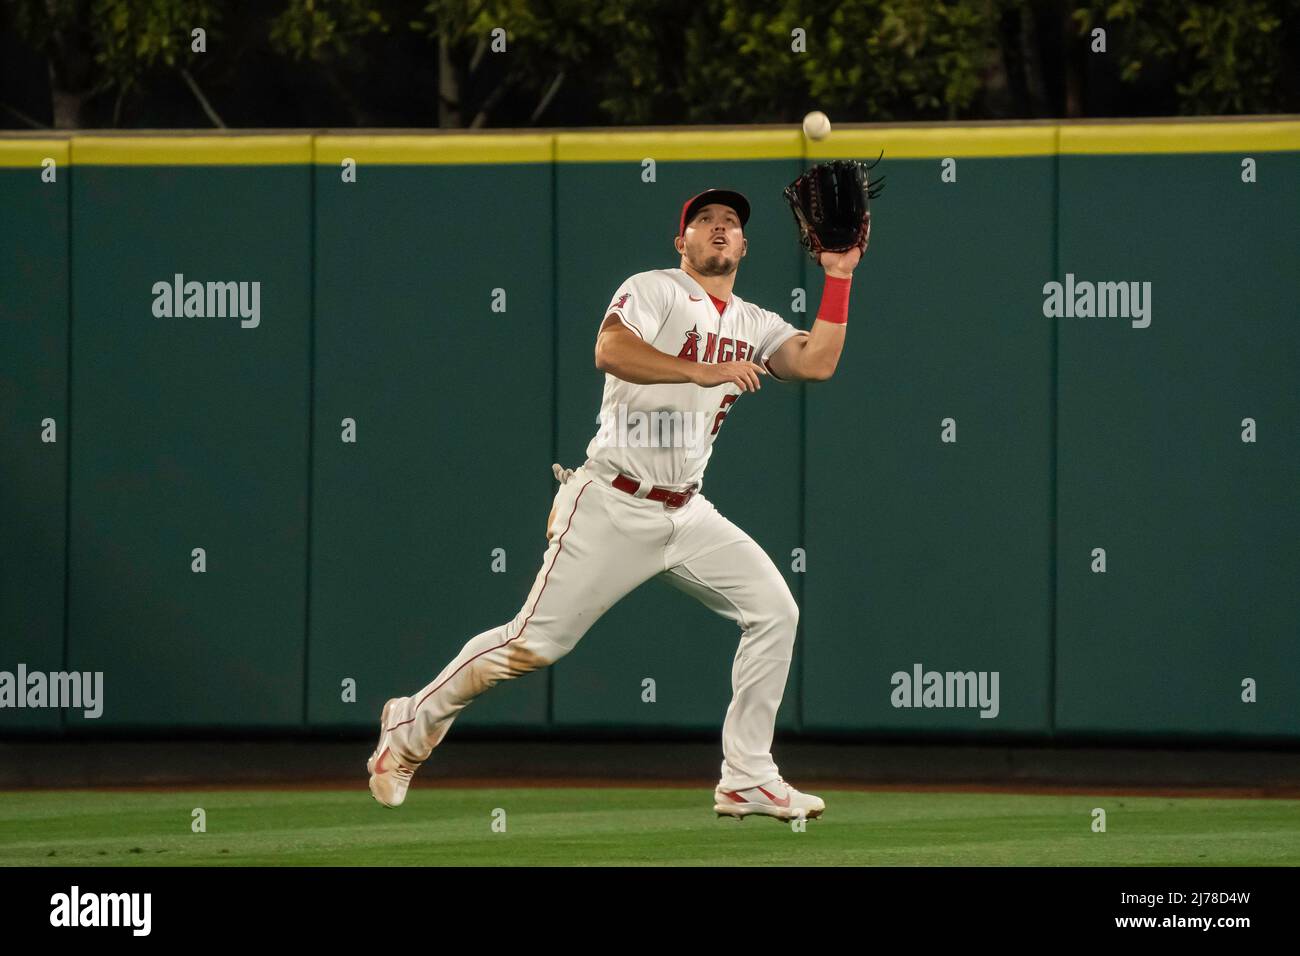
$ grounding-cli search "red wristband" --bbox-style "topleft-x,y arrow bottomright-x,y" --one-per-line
816,274 -> 852,325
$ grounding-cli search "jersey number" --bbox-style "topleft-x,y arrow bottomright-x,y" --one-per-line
711,394 -> 738,436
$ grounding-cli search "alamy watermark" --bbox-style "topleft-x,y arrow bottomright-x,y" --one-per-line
151,273 -> 260,328
890,663 -> 999,718
593,404 -> 715,459
50,886 -> 150,936
1042,273 -> 1151,328
0,664 -> 103,718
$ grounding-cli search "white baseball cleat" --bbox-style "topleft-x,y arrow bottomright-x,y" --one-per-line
714,777 -> 825,821
367,698 -> 420,808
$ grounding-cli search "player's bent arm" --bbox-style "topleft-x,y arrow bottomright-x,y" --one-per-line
595,316 -> 691,384
766,320 -> 846,382
595,315 -> 766,391
767,260 -> 859,382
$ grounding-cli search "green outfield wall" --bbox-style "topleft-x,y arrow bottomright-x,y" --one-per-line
1,120 -> 1296,741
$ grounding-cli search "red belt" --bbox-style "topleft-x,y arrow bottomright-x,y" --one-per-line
612,473 -> 699,509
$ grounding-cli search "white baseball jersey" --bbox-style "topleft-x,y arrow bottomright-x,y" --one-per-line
585,268 -> 807,488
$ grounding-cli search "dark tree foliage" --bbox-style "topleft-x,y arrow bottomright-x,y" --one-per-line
1,0 -> 1296,129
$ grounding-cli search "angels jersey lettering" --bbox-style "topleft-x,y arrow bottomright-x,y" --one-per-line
588,268 -> 807,487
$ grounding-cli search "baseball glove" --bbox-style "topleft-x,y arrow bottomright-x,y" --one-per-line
783,157 -> 884,261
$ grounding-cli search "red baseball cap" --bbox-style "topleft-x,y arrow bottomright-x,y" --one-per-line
679,188 -> 750,235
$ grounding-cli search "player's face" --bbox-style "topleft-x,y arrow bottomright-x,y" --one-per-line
678,204 -> 747,277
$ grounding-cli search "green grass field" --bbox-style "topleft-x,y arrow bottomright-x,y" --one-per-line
1,788 -> 1296,866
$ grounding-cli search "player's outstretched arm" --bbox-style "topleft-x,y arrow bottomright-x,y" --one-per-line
595,316 -> 767,392
766,248 -> 861,382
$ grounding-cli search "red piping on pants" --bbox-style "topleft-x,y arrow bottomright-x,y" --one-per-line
384,479 -> 594,732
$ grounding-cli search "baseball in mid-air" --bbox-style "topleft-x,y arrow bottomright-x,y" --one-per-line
802,111 -> 832,141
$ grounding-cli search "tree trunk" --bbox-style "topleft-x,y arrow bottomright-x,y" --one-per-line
1062,5 -> 1083,118
1020,7 -> 1051,117
50,88 -> 88,129
46,25 -> 95,129
530,72 -> 565,125
470,73 -> 516,129
996,5 -> 1030,117
438,32 -> 461,127
180,67 -> 227,128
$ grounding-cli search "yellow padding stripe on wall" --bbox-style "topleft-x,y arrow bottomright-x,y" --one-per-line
810,125 -> 1057,159
72,135 -> 313,165
555,130 -> 802,162
1,122 -> 1297,166
314,134 -> 552,164
1058,121 -> 1300,154
0,138 -> 70,167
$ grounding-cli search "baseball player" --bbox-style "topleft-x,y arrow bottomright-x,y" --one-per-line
369,187 -> 864,820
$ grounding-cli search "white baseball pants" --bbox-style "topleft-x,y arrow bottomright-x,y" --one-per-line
382,462 -> 799,791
